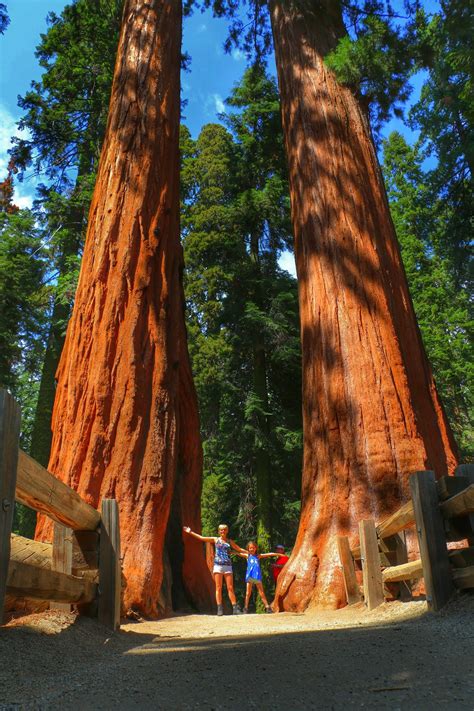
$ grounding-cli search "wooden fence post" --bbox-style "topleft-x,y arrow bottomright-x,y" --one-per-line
0,390 -> 21,623
51,523 -> 73,611
98,499 -> 121,630
359,519 -> 384,610
337,535 -> 362,605
410,470 -> 454,611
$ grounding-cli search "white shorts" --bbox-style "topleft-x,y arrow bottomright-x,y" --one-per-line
213,564 -> 233,575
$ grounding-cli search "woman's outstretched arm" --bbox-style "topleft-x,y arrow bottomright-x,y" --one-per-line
258,552 -> 279,559
182,526 -> 216,543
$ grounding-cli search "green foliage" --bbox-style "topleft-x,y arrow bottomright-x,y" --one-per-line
182,66 -> 302,553
0,210 -> 49,395
408,0 -> 473,290
382,131 -> 474,458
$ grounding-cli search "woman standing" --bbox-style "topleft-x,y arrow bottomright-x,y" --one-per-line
183,524 -> 243,616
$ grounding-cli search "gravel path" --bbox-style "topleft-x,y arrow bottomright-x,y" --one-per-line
1,595 -> 473,710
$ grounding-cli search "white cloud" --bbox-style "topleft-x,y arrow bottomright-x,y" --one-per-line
213,94 -> 225,114
0,103 -> 35,209
278,249 -> 297,277
232,49 -> 245,62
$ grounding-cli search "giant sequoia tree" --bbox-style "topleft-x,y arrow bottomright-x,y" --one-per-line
36,0 -> 213,616
268,0 -> 458,610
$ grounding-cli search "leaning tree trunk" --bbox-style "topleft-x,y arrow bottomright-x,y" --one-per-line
270,0 -> 458,611
36,0 -> 213,616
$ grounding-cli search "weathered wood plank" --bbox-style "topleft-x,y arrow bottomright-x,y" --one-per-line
350,500 -> 415,560
437,475 -> 469,501
410,470 -> 454,611
7,559 -> 96,603
51,524 -> 73,611
380,533 -> 411,600
337,535 -> 362,605
0,390 -> 21,623
448,547 -> 474,568
382,559 -> 423,583
15,450 -> 100,531
439,484 -> 474,519
359,519 -> 384,611
452,566 -> 474,590
377,500 -> 415,540
72,530 -> 99,573
98,499 -> 121,630
11,533 -> 51,568
455,464 -> 474,483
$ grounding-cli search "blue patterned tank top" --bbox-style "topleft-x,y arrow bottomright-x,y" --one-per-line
245,554 -> 262,582
214,538 -> 231,566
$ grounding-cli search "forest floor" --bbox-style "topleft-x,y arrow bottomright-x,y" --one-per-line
1,594 -> 473,710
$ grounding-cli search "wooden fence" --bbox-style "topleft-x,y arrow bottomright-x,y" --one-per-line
338,466 -> 474,612
0,389 -> 121,630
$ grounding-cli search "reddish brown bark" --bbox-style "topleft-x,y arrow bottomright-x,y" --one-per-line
270,0 -> 458,611
36,0 -> 213,616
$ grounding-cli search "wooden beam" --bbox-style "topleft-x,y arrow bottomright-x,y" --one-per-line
337,535 -> 362,605
448,546 -> 474,568
439,484 -> 474,519
377,500 -> 415,539
350,501 -> 415,560
452,566 -> 474,590
51,524 -> 73,611
379,533 -> 411,600
455,464 -> 474,483
15,449 -> 100,531
11,533 -> 51,568
410,470 -> 454,611
98,499 -> 121,630
359,519 -> 384,611
7,559 -> 96,603
382,558 -> 423,583
0,389 -> 21,623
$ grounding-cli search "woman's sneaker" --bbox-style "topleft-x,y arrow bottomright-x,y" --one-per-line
265,606 -> 274,614
232,604 -> 242,615
217,604 -> 224,616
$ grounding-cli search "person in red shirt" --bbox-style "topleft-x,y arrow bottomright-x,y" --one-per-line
272,544 -> 289,585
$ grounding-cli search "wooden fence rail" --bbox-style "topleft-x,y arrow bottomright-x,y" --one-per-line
338,466 -> 474,612
0,389 -> 121,630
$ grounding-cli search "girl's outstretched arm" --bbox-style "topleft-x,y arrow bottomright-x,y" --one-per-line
182,526 -> 216,543
229,539 -> 247,553
258,552 -> 279,559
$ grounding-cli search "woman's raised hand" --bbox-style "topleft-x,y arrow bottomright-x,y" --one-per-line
183,526 -> 192,534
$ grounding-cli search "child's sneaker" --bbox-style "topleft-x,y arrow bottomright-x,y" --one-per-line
242,607 -> 249,614
265,606 -> 274,614
217,604 -> 224,616
232,604 -> 242,615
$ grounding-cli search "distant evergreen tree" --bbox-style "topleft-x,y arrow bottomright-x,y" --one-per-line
383,132 -> 473,458
181,67 -> 302,595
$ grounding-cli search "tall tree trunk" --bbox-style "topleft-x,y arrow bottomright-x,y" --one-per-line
269,0 -> 458,610
36,0 -> 212,617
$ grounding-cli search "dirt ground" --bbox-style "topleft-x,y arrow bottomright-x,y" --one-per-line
1,594 -> 473,710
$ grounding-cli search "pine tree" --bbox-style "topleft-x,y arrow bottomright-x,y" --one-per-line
181,67 -> 302,598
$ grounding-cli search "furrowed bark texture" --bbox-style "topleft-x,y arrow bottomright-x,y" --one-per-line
270,0 -> 458,611
36,0 -> 213,616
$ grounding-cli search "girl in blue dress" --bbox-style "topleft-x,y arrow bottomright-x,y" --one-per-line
183,523 -> 243,616
236,541 -> 279,613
